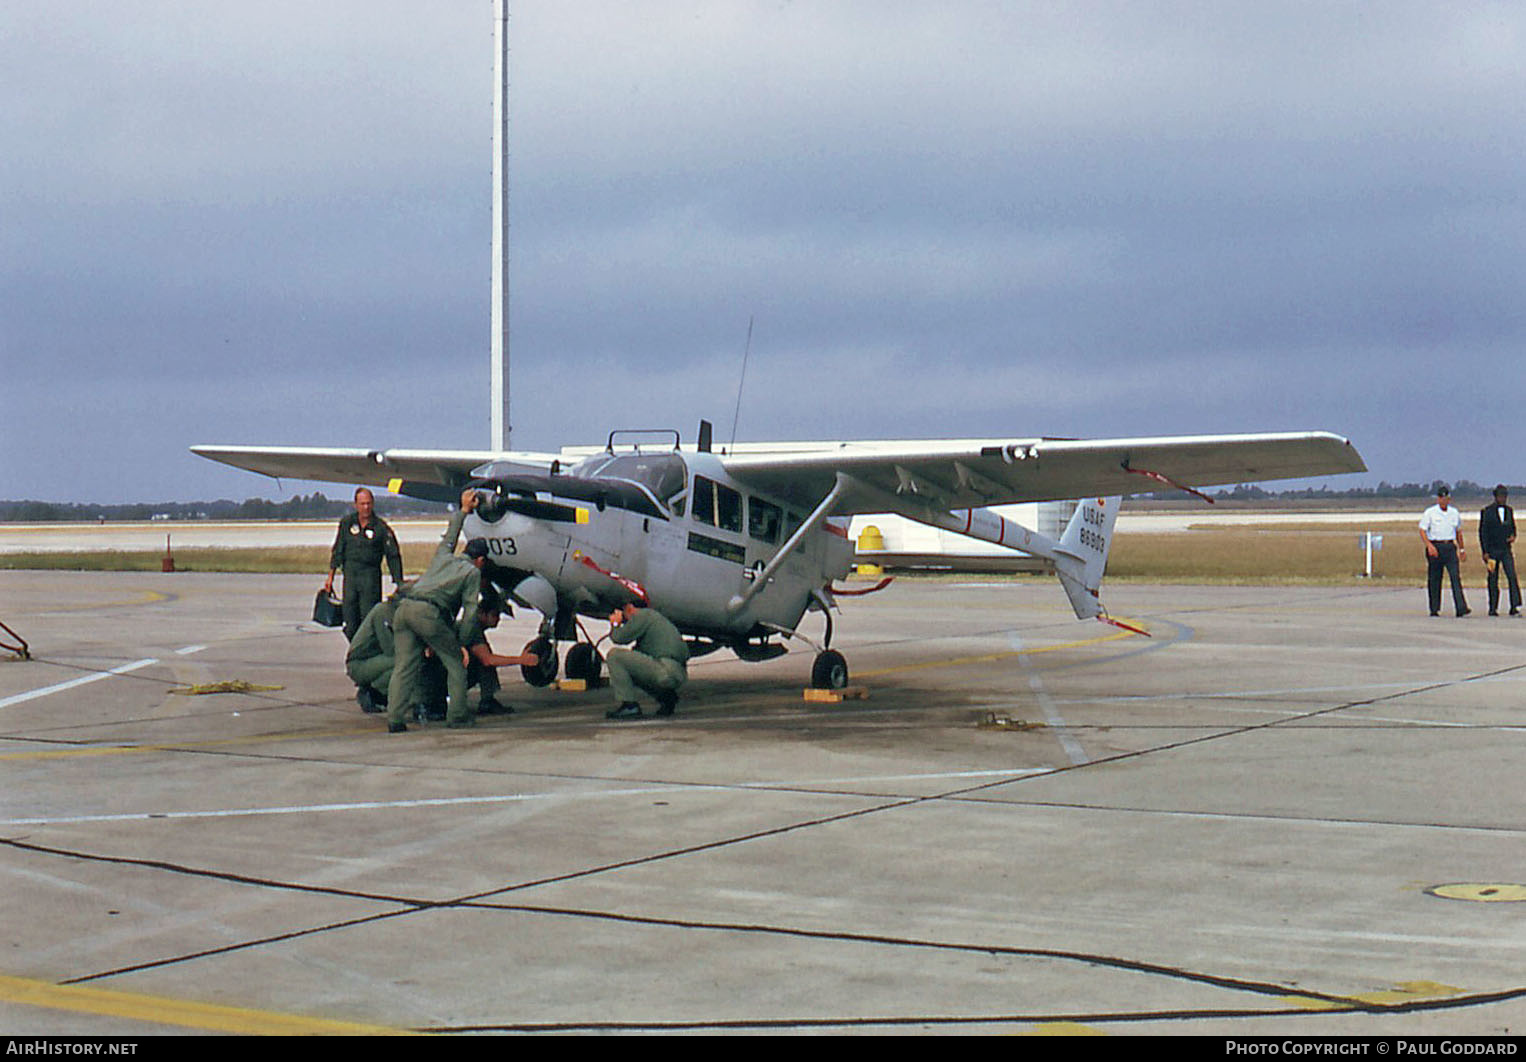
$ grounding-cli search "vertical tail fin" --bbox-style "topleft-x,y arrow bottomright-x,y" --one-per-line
1054,496 -> 1120,621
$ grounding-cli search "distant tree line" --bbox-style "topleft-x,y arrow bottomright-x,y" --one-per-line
0,492 -> 449,523
1150,479 -> 1508,502
4,481 -> 1511,521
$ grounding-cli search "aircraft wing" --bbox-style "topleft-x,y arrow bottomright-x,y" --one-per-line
719,431 -> 1366,514
190,445 -> 561,502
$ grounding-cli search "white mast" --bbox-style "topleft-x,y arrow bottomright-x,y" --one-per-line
490,0 -> 511,451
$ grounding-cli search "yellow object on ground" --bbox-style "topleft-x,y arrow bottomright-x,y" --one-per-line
168,680 -> 285,695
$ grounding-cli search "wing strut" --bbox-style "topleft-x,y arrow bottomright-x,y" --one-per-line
727,474 -> 849,614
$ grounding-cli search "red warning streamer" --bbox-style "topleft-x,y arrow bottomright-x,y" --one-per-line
829,576 -> 895,597
1123,464 -> 1216,504
574,551 -> 650,604
1097,614 -> 1151,638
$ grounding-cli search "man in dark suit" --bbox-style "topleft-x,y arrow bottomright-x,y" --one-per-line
1479,484 -> 1520,617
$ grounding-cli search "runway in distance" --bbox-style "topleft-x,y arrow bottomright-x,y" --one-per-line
194,423 -> 1366,690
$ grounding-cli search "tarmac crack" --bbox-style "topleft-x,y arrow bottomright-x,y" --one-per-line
7,586 -> 1523,1029
17,833 -> 1524,1030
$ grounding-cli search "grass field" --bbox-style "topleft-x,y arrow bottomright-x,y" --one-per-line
0,520 -> 1478,586
0,543 -> 441,576
1106,521 -> 1432,584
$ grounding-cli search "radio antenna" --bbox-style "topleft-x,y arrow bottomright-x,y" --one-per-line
728,315 -> 754,453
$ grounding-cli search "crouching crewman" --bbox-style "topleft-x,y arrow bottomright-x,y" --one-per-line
386,490 -> 490,733
345,596 -> 398,713
604,600 -> 689,720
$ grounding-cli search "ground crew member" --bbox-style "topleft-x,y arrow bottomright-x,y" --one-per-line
420,589 -> 538,718
386,490 -> 490,733
1419,485 -> 1469,617
345,596 -> 397,713
326,487 -> 403,640
604,600 -> 689,719
1479,484 -> 1520,617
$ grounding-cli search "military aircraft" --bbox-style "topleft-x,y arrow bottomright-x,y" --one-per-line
194,424 -> 1364,691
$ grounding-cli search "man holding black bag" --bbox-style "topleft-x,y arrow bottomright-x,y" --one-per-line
325,487 -> 403,640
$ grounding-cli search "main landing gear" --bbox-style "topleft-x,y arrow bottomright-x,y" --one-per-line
810,649 -> 849,690
756,591 -> 849,691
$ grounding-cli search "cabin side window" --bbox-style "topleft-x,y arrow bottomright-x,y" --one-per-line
693,476 -> 743,534
716,483 -> 743,533
748,497 -> 782,544
693,477 -> 716,526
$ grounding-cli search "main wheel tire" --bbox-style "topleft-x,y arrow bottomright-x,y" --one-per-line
564,642 -> 603,683
810,649 -> 849,690
521,636 -> 559,687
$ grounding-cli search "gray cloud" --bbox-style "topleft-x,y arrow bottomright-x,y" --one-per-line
4,1 -> 1524,501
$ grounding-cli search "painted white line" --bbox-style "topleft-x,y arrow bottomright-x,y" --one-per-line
1,768 -> 1051,827
0,659 -> 159,710
175,645 -> 208,655
1053,679 -> 1462,705
739,768 -> 1051,788
1010,631 -> 1088,765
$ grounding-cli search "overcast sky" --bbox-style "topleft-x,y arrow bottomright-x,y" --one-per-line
4,1 -> 1524,503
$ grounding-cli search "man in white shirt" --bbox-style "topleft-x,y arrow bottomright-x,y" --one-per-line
1418,485 -> 1470,617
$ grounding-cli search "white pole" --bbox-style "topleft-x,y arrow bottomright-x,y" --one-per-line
490,0 -> 511,451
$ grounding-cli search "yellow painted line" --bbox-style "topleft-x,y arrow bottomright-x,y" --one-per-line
1280,994 -> 1344,1011
1282,981 -> 1464,1011
37,590 -> 175,613
1020,1021 -> 1106,1035
0,974 -> 411,1036
1428,883 -> 1526,902
1349,981 -> 1465,1005
854,621 -> 1146,680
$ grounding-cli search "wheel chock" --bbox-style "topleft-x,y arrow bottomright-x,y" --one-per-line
803,686 -> 868,703
555,679 -> 589,692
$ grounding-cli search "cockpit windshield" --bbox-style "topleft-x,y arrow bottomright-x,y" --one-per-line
570,453 -> 687,504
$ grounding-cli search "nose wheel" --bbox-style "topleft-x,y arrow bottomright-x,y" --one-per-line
521,637 -> 604,687
565,641 -> 603,683
521,636 -> 559,687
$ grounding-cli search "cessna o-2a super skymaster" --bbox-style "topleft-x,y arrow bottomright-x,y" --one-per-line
194,425 -> 1364,691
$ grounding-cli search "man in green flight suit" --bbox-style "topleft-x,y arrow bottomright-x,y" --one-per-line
605,600 -> 689,720
385,490 -> 492,733
419,587 -> 539,718
325,487 -> 404,640
345,596 -> 398,713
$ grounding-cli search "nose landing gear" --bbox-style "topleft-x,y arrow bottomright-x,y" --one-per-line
520,636 -> 604,687
520,635 -> 559,687
565,641 -> 604,683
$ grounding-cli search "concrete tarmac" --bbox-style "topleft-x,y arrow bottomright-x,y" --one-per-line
1,570 -> 1523,1036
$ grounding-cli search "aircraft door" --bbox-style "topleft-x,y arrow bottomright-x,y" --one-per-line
739,493 -> 816,628
657,474 -> 750,630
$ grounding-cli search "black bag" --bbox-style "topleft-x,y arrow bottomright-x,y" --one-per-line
312,589 -> 344,627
